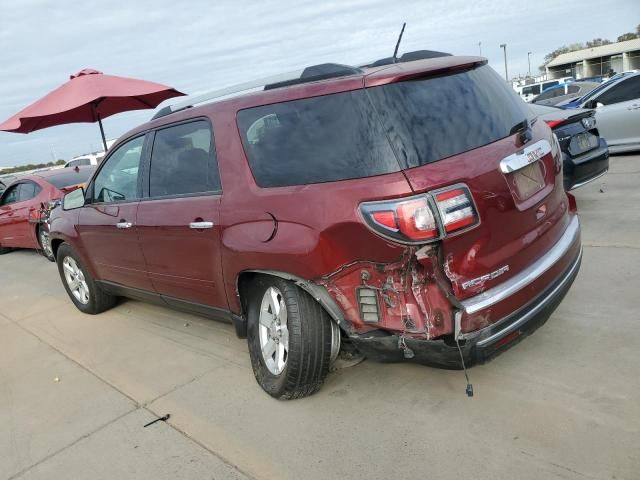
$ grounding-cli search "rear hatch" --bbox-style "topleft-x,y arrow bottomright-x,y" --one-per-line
365,63 -> 572,301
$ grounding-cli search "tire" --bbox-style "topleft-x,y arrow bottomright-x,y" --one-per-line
247,275 -> 333,400
37,225 -> 55,262
0,246 -> 11,255
56,243 -> 117,314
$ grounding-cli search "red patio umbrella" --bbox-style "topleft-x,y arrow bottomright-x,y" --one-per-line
0,68 -> 185,151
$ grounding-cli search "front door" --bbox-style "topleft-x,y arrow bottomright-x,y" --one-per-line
78,134 -> 152,291
136,120 -> 228,312
0,182 -> 41,248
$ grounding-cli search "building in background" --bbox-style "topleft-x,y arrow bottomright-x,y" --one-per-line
545,38 -> 640,79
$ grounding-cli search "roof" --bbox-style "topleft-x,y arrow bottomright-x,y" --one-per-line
32,166 -> 95,179
547,38 -> 640,67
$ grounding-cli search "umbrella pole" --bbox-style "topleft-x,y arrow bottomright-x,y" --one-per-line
97,115 -> 108,152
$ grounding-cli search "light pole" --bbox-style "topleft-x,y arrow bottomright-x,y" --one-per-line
527,52 -> 532,77
478,41 -> 482,56
500,44 -> 508,81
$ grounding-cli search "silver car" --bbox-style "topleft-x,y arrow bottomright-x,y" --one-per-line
573,72 -> 640,154
531,81 -> 599,107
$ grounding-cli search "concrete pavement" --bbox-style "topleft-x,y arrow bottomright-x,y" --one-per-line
1,154 -> 639,479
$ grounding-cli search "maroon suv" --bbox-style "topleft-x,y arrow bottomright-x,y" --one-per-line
49,55 -> 582,399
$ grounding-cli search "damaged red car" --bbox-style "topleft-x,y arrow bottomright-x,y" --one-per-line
48,54 -> 582,399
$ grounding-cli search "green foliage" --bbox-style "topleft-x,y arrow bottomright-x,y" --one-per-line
617,32 -> 639,42
1,160 -> 66,175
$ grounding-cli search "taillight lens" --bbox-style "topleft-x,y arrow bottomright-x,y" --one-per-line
434,188 -> 477,234
360,184 -> 479,244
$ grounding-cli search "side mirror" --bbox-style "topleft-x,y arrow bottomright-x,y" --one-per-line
62,187 -> 86,210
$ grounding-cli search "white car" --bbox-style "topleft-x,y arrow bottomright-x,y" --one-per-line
575,72 -> 640,154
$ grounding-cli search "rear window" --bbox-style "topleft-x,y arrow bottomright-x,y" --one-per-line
368,65 -> 531,169
46,169 -> 93,189
238,65 -> 530,187
237,90 -> 400,187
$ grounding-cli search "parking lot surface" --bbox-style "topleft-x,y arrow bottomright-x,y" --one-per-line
1,155 -> 639,480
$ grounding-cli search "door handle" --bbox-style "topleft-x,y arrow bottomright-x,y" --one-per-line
116,221 -> 133,229
189,221 -> 214,229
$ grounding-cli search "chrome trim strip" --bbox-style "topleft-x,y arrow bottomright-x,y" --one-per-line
475,247 -> 582,347
569,169 -> 608,191
499,139 -> 552,173
461,215 -> 580,315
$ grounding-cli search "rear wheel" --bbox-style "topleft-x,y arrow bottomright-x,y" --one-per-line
56,243 -> 116,314
247,276 -> 335,400
37,226 -> 55,262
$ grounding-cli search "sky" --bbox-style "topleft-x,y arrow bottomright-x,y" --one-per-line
0,0 -> 638,167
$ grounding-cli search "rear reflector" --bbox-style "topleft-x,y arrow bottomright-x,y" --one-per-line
360,184 -> 479,244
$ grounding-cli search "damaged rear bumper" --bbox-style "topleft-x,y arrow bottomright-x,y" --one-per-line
348,244 -> 582,369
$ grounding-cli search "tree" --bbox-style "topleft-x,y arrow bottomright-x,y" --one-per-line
55,159 -> 66,165
617,32 -> 638,42
585,38 -> 612,48
637,24 -> 640,36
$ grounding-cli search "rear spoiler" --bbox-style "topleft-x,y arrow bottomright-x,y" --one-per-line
364,56 -> 488,87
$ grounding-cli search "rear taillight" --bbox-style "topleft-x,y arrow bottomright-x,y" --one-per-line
360,184 -> 479,244
544,119 -> 565,129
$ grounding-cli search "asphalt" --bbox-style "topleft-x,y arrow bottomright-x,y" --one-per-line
1,154 -> 639,480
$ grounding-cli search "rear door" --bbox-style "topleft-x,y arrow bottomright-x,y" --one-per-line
367,64 -> 569,300
593,75 -> 640,148
78,134 -> 152,291
136,119 -> 228,313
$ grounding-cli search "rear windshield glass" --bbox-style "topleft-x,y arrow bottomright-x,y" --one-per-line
367,65 -> 532,169
46,169 -> 93,189
237,90 -> 400,187
238,64 -> 530,187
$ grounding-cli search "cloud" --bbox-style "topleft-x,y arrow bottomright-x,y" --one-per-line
0,0 -> 637,166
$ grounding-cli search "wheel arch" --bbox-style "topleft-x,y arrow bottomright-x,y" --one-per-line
236,269 -> 349,332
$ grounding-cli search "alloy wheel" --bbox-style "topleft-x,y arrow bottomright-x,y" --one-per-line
62,256 -> 90,305
258,286 -> 289,375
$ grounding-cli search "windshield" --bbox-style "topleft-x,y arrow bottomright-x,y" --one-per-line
367,64 -> 532,169
576,77 -> 621,104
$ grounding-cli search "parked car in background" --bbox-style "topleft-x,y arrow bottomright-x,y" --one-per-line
517,76 -> 574,102
65,153 -> 102,168
531,81 -> 599,106
566,71 -> 640,153
530,104 -> 609,190
0,167 -> 94,260
49,56 -> 581,399
560,71 -> 638,108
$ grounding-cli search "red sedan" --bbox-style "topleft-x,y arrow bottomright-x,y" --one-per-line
0,167 -> 94,259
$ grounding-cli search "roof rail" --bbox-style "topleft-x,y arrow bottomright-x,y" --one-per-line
151,63 -> 363,120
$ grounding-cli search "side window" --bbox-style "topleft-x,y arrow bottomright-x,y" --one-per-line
534,89 -> 554,102
18,182 -> 41,202
542,81 -> 559,90
149,120 -> 221,197
0,185 -> 20,206
598,77 -> 640,105
92,136 -> 144,203
568,85 -> 580,94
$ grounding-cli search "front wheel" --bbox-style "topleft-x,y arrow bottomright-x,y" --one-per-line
56,243 -> 116,314
247,276 -> 336,400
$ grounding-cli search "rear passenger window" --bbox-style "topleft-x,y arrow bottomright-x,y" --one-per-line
237,90 -> 400,187
149,120 -> 221,197
18,182 -> 41,201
